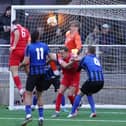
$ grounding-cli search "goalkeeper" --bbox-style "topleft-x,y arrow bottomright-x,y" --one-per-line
64,20 -> 82,57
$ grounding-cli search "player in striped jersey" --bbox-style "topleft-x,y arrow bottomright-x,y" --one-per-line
67,45 -> 104,118
20,30 -> 55,126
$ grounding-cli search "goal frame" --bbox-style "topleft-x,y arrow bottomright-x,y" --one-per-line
9,5 -> 126,110
11,4 -> 126,23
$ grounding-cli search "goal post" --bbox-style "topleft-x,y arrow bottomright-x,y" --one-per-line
8,5 -> 126,110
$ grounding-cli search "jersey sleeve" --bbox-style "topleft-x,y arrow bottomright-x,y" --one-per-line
57,53 -> 64,64
78,57 -> 85,71
65,30 -> 70,37
44,44 -> 50,55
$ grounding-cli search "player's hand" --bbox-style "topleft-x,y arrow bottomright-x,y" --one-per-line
52,70 -> 60,84
3,25 -> 10,32
9,46 -> 16,53
19,62 -> 26,71
70,56 -> 80,62
53,70 -> 60,76
71,48 -> 78,58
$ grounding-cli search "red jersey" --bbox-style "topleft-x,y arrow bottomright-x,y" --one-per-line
58,53 -> 80,87
58,53 -> 79,75
65,31 -> 82,52
11,24 -> 30,50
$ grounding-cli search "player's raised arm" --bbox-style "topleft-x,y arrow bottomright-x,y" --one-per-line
48,53 -> 60,76
58,47 -> 75,69
11,29 -> 19,48
48,53 -> 57,61
10,21 -> 20,52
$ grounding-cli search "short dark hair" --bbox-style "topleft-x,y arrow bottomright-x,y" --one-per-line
12,20 -> 18,25
88,45 -> 96,54
60,46 -> 69,52
31,30 -> 40,43
69,20 -> 80,28
5,6 -> 11,11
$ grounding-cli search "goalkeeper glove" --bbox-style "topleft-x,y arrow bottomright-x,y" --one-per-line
71,48 -> 79,57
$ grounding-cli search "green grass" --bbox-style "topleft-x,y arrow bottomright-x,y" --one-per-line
0,106 -> 126,126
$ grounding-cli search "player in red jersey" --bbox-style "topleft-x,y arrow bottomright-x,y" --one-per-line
52,47 -> 80,117
9,20 -> 31,100
65,20 -> 82,56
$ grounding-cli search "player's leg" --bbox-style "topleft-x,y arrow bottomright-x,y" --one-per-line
9,51 -> 25,101
36,74 -> 55,125
67,89 -> 83,118
67,81 -> 89,118
52,75 -> 68,112
61,94 -> 65,106
68,72 -> 80,107
31,90 -> 37,111
22,90 -> 33,126
87,81 -> 104,117
61,95 -> 68,112
87,95 -> 96,117
36,91 -> 44,126
51,75 -> 60,104
68,86 -> 76,105
52,84 -> 67,118
21,75 -> 36,126
10,65 -> 25,95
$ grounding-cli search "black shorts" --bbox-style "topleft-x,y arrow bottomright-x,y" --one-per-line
45,76 -> 60,92
50,77 -> 60,92
81,80 -> 104,95
26,74 -> 51,92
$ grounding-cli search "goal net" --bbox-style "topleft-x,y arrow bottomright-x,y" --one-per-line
8,5 -> 126,110
69,0 -> 126,5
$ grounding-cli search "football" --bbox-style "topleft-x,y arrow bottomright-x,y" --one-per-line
47,16 -> 57,26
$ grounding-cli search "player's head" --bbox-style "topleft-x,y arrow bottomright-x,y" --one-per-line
59,47 -> 69,59
87,45 -> 96,55
4,6 -> 11,16
12,20 -> 18,25
93,24 -> 101,33
31,30 -> 40,43
11,20 -> 19,31
69,20 -> 80,32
